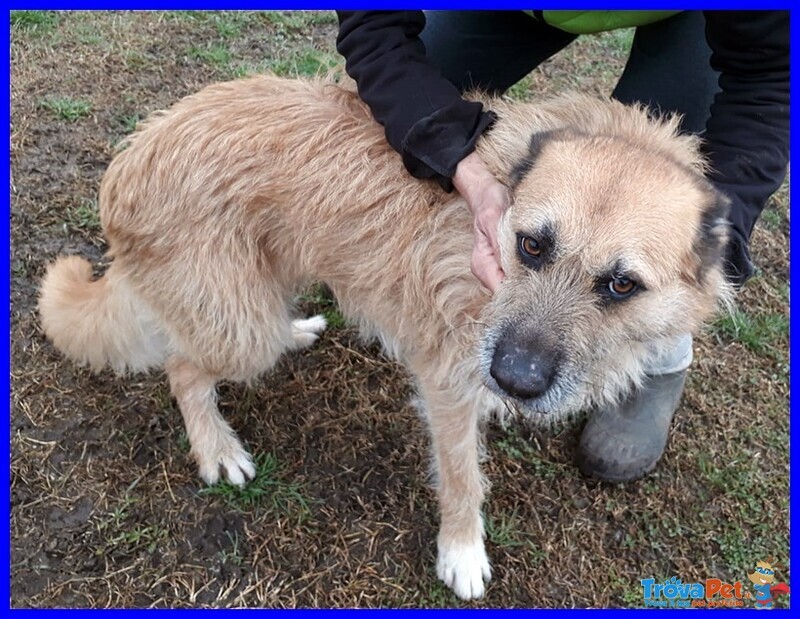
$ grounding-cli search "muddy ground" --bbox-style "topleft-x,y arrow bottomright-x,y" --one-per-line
10,11 -> 790,608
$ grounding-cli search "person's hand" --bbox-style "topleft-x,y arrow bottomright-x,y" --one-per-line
453,152 -> 509,292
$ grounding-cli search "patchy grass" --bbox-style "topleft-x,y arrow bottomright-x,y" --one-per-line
603,28 -> 635,55
168,10 -> 336,36
759,205 -> 785,231
218,530 -> 245,566
262,10 -> 338,31
188,44 -> 233,68
38,96 -> 92,122
108,524 -> 169,556
712,307 -> 788,357
93,494 -> 169,557
198,452 -> 311,521
65,199 -> 101,232
415,580 -> 459,608
506,74 -> 536,102
484,508 -> 537,551
116,112 -> 141,135
75,23 -> 106,47
193,12 -> 253,39
11,10 -> 59,33
494,427 -> 561,479
268,48 -> 341,78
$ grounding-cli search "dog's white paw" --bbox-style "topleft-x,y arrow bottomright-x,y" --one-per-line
291,315 -> 328,348
196,437 -> 256,487
437,539 -> 492,601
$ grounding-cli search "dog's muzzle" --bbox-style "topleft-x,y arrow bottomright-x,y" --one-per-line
490,332 -> 559,400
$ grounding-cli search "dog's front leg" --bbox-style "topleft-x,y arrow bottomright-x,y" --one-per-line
420,380 -> 491,600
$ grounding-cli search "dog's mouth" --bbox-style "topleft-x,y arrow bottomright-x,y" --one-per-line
480,366 -> 581,420
478,328 -> 650,421
483,370 -> 547,405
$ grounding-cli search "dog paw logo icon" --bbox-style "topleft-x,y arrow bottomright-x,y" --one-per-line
748,557 -> 790,609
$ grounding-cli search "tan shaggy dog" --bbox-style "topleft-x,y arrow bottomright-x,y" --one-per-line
39,75 -> 731,600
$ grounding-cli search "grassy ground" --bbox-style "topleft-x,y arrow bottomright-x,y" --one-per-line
10,11 -> 789,609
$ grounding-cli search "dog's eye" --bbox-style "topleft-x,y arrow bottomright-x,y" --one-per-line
609,277 -> 637,297
516,232 -> 552,270
519,236 -> 541,258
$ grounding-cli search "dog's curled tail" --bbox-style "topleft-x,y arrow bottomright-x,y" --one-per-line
38,256 -> 166,374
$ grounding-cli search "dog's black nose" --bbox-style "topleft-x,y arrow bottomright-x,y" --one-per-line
490,337 -> 557,400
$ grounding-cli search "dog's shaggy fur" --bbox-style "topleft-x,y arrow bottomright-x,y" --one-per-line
39,75 -> 730,600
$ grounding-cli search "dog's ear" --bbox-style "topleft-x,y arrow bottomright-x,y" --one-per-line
687,184 -> 731,286
510,129 -> 574,189
509,127 -> 584,189
509,131 -> 551,188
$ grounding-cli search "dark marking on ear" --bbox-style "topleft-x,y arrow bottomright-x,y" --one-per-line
510,131 -> 553,188
509,128 -> 575,188
693,185 -> 731,284
509,127 -> 587,189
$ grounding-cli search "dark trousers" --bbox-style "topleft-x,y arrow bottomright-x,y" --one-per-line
420,10 -> 719,134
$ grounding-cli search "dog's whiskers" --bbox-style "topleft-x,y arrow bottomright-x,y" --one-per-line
445,319 -> 488,339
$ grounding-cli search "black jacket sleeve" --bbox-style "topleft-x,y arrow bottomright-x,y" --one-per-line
702,11 -> 790,286
336,11 -> 495,191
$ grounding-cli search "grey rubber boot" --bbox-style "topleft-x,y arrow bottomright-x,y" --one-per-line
576,334 -> 693,483
576,370 -> 687,483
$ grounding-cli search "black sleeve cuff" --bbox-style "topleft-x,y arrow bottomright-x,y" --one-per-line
401,105 -> 497,192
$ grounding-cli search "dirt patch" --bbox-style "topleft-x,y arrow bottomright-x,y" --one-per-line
11,11 -> 789,608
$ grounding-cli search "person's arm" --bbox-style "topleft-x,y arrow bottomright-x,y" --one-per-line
336,11 -> 507,291
336,11 -> 496,191
702,10 -> 789,287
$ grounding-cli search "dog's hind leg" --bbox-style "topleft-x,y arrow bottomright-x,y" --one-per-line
290,315 -> 328,349
166,356 -> 256,487
417,376 -> 492,600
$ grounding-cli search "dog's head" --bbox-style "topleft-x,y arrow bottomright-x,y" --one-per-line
479,106 -> 731,422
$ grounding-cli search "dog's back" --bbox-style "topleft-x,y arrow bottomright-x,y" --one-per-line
40,75 -> 481,381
